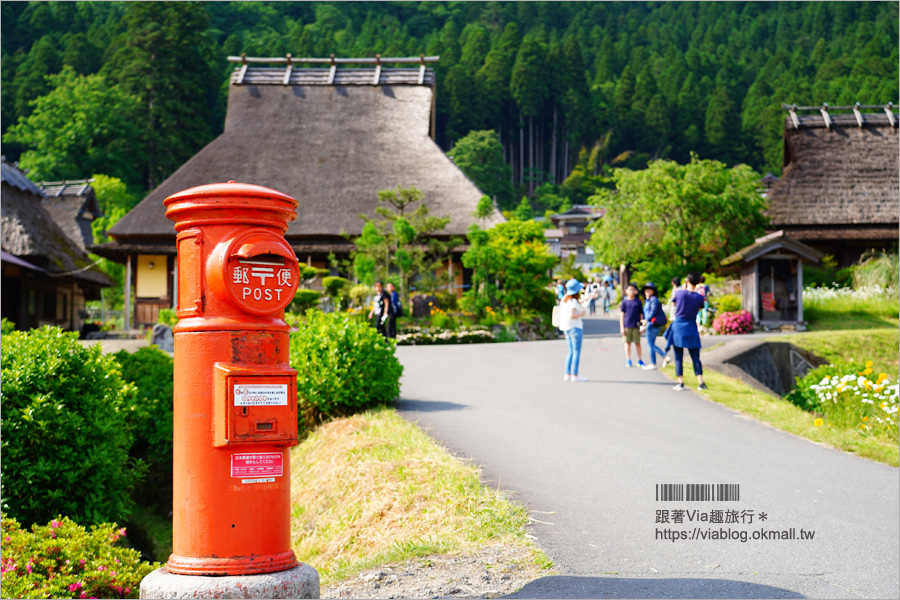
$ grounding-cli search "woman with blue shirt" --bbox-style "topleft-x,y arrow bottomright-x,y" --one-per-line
639,282 -> 667,370
668,272 -> 707,391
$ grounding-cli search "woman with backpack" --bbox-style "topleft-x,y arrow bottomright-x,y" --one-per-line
640,282 -> 667,370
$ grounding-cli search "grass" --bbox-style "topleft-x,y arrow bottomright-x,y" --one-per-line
804,293 -> 898,330
660,365 -> 899,467
289,407 -> 550,585
779,328 -> 899,377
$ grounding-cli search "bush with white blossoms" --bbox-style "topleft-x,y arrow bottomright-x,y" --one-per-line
397,325 -> 495,346
808,361 -> 899,441
802,284 -> 898,301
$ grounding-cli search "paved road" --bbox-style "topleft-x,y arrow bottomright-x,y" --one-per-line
395,315 -> 899,599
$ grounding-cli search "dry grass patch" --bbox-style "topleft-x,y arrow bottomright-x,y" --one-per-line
290,408 -> 548,585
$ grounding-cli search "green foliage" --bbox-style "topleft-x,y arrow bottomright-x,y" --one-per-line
3,67 -> 144,188
852,252 -> 899,290
0,514 -> 158,599
322,276 -> 349,299
1,318 -> 15,335
785,362 -> 854,412
555,254 -> 585,284
289,311 -> 403,426
348,284 -> 372,309
590,155 -> 768,273
713,293 -> 742,313
156,308 -> 178,327
290,289 -> 321,314
512,196 -> 533,221
0,327 -> 143,526
473,194 -> 496,227
803,254 -> 853,288
462,220 -> 558,315
351,186 -> 460,300
112,347 -> 174,512
447,130 -> 514,209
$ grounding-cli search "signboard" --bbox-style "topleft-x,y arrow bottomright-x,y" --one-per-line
231,452 -> 283,478
233,384 -> 288,407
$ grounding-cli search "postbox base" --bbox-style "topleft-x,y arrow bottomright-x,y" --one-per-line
139,563 -> 320,599
166,550 -> 298,576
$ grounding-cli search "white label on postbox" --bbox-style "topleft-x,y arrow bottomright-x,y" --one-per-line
231,452 -> 283,478
233,384 -> 288,406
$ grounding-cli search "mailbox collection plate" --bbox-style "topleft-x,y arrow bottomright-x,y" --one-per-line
213,363 -> 298,448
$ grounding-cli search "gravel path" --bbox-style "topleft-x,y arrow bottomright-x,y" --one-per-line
323,545 -> 547,599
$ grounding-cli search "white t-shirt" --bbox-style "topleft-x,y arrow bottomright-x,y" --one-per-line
558,298 -> 585,332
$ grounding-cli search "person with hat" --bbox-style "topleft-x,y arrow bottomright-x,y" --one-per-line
559,278 -> 594,381
640,282 -> 667,370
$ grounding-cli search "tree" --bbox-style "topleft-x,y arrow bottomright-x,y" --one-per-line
447,130 -> 515,209
3,67 -> 144,189
512,196 -> 533,221
102,1 -> 216,190
588,154 -> 768,273
461,220 -> 557,315
473,195 -> 496,228
351,187 -> 461,302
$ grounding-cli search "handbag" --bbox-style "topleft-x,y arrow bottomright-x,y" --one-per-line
551,305 -> 561,328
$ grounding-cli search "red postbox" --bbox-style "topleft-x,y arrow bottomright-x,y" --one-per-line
164,182 -> 301,576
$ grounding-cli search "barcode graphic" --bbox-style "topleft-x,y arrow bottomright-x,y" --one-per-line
656,484 -> 740,502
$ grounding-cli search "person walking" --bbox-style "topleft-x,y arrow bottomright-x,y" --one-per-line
598,281 -> 613,316
385,282 -> 401,339
560,278 -> 591,382
367,281 -> 394,338
696,275 -> 712,327
670,272 -> 707,391
619,283 -> 645,368
586,278 -> 600,315
640,282 -> 667,370
555,279 -> 566,301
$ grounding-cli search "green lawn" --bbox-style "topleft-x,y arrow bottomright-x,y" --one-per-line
781,328 -> 899,377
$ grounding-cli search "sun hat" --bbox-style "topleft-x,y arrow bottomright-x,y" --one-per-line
565,278 -> 584,295
641,282 -> 658,294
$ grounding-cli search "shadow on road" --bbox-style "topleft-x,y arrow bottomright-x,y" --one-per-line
504,575 -> 805,599
582,315 -> 621,338
396,398 -> 468,413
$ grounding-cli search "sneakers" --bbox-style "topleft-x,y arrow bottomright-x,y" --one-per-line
626,360 -> 633,368
571,375 -> 588,382
697,383 -> 708,390
637,360 -> 646,367
563,374 -> 571,381
661,356 -> 671,368
642,363 -> 658,370
673,383 -> 685,391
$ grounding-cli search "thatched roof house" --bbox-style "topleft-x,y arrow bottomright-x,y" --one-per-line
91,55 -> 503,327
38,179 -> 101,252
1,159 -> 111,331
766,103 -> 899,266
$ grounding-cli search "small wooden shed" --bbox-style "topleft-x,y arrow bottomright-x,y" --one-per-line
722,230 -> 823,326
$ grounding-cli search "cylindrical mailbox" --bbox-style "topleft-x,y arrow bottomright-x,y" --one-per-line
164,182 -> 301,576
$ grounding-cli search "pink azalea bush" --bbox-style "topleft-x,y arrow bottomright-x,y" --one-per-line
0,515 -> 158,599
712,310 -> 754,335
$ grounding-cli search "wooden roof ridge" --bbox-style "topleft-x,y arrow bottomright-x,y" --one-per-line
229,54 -> 438,86
39,178 -> 96,197
782,102 -> 898,129
721,230 -> 824,266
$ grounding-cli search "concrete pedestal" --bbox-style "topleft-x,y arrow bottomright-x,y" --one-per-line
140,563 -> 319,599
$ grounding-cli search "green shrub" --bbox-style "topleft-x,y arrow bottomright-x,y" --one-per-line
289,311 -> 402,426
290,289 -> 321,313
1,318 -> 15,335
348,284 -> 372,308
322,276 -> 349,299
713,293 -> 742,313
852,252 -> 899,289
156,308 -> 178,327
785,361 -> 855,412
1,328 -> 144,526
0,514 -> 159,599
113,347 -> 174,512
435,292 -> 458,311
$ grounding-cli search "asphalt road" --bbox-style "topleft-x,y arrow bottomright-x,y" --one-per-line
395,315 -> 900,599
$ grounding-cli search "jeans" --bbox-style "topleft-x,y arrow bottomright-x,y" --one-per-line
646,325 -> 666,365
564,327 -> 584,375
602,298 -> 610,314
674,346 -> 702,377
589,299 -> 597,314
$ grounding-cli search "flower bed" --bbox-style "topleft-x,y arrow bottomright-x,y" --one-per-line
397,325 -> 495,346
712,309 -> 753,335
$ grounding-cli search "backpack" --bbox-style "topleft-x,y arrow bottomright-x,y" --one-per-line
392,294 -> 403,317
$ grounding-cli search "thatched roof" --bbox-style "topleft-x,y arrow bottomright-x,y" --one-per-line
38,179 -> 100,252
108,62 -> 502,245
767,105 -> 899,230
1,161 -> 111,287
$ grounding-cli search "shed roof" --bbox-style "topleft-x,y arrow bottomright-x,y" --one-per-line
1,161 -> 111,287
721,230 -> 824,266
109,60 -> 502,242
766,105 -> 900,229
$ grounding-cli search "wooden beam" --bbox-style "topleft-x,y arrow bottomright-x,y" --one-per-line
819,104 -> 832,129
124,255 -> 132,330
853,102 -> 864,127
788,105 -> 800,129
418,54 -> 426,85
282,54 -> 293,85
227,55 -> 440,64
885,103 -> 896,127
373,54 -> 381,85
328,54 -> 336,85
236,54 -> 248,85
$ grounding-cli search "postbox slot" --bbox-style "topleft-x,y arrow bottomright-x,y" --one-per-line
238,255 -> 285,266
256,422 -> 274,430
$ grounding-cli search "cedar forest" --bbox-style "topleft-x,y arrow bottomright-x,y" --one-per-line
2,1 -> 898,214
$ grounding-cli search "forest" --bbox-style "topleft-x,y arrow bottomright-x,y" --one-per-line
2,1 -> 898,210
